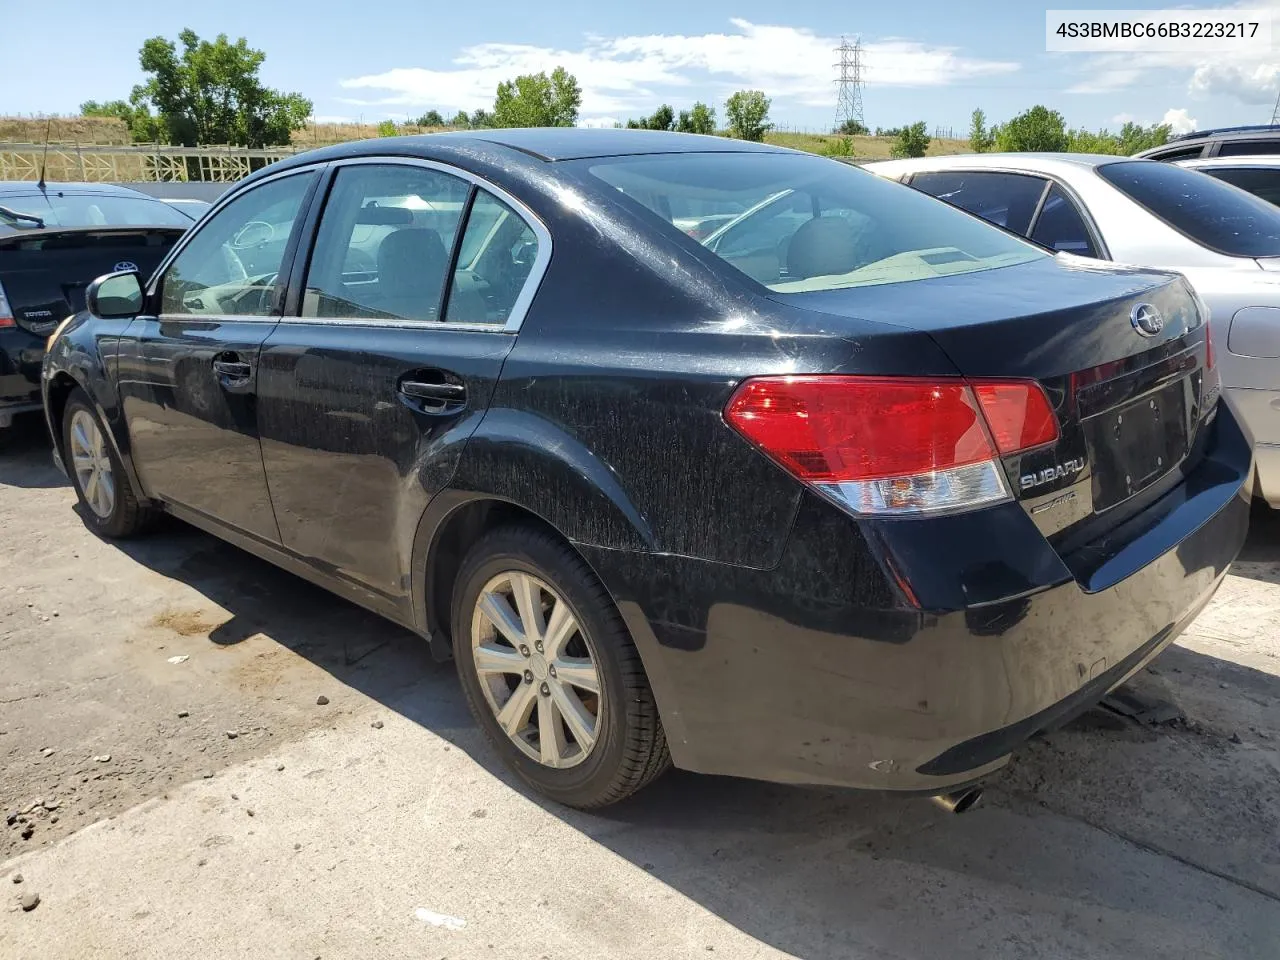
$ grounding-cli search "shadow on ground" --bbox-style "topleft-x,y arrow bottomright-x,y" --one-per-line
9,435 -> 1280,958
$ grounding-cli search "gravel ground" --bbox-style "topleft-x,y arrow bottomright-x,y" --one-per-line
1,414 -> 1279,959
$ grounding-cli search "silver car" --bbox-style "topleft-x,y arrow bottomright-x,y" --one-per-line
866,153 -> 1280,507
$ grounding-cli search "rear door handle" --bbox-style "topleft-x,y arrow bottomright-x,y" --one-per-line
399,381 -> 466,402
398,375 -> 466,413
212,353 -> 252,385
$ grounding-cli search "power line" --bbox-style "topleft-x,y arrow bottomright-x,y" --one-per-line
834,36 -> 865,131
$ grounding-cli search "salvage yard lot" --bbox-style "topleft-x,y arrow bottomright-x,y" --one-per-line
1,417 -> 1279,959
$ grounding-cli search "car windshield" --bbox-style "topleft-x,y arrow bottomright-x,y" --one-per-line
1098,160 -> 1280,257
0,191 -> 191,228
584,152 -> 1044,292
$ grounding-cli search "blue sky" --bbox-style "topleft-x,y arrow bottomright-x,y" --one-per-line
4,0 -> 1279,135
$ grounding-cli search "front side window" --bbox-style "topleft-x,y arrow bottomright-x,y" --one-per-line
1029,184 -> 1099,256
1204,167 -> 1280,208
160,173 -> 313,317
302,165 -> 469,323
445,190 -> 540,325
1098,160 -> 1280,257
910,171 -> 1048,235
585,153 -> 1044,293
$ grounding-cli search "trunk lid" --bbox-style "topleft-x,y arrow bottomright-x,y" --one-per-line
0,226 -> 184,335
776,257 -> 1215,543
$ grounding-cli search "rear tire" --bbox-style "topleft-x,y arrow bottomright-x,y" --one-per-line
452,524 -> 670,808
62,388 -> 153,539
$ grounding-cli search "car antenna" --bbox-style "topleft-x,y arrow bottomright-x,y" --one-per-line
36,118 -> 52,192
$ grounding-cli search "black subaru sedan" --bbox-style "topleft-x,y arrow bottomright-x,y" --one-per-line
42,130 -> 1250,809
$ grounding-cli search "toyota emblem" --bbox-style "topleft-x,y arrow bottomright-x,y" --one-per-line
114,260 -> 140,273
1130,303 -> 1164,338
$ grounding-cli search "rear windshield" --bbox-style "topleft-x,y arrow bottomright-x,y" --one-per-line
1097,161 -> 1280,257
0,191 -> 191,228
584,153 -> 1044,292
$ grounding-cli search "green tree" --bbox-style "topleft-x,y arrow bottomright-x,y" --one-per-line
492,66 -> 581,128
416,109 -> 445,127
725,90 -> 771,142
995,105 -> 1067,152
80,99 -> 162,142
627,104 -> 677,131
376,119 -> 398,137
1118,121 -> 1170,155
676,102 -> 717,135
890,121 -> 931,158
451,110 -> 471,128
470,108 -> 493,128
835,118 -> 868,135
128,29 -> 311,147
821,135 -> 855,157
968,108 -> 995,153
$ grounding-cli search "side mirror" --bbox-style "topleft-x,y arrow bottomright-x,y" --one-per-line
86,270 -> 144,320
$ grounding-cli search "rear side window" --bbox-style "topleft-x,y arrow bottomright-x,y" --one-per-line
1029,184 -> 1098,256
1143,145 -> 1205,162
1098,160 -> 1280,257
1204,167 -> 1280,207
909,171 -> 1048,234
445,190 -> 539,325
302,164 -> 469,323
585,153 -> 1043,292
1218,140 -> 1280,157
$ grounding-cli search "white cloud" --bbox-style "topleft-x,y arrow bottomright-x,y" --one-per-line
1111,112 -> 1138,125
1064,0 -> 1280,105
337,19 -> 1020,121
1162,108 -> 1198,135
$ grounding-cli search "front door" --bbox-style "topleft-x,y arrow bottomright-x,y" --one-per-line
256,161 -> 545,601
116,170 -> 318,541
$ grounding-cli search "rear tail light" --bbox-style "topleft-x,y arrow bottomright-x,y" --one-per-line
0,280 -> 13,328
724,375 -> 1059,516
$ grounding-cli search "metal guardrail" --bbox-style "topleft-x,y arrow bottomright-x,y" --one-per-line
0,143 -> 301,183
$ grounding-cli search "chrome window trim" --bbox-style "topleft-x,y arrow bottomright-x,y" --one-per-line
286,156 -> 553,335
144,164 -> 325,304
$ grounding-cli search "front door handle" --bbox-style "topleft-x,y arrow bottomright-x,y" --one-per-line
399,381 -> 465,402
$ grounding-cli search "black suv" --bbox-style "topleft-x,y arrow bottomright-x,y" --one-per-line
1135,124 -> 1280,161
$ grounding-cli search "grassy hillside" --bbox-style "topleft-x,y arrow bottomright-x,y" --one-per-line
764,131 -> 970,159
0,117 -> 975,162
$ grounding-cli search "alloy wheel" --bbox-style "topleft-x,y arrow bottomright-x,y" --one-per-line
69,409 -> 115,519
470,570 -> 603,769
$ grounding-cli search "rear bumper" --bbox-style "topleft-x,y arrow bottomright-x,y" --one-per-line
1225,386 -> 1280,505
0,327 -> 45,425
584,404 -> 1252,793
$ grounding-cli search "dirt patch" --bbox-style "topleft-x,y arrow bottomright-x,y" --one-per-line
150,608 -> 223,638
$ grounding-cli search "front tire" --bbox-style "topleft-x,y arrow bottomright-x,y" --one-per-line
452,524 -> 670,808
63,389 -> 152,538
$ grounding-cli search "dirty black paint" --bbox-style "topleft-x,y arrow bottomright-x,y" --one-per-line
43,130 -> 1252,795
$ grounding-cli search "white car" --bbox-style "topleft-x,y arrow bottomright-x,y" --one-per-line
1176,155 -> 1280,208
865,153 -> 1280,507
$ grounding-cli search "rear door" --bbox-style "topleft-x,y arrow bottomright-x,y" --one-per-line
117,169 -> 319,542
256,159 -> 547,603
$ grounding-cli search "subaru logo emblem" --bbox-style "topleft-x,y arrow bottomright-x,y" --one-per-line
114,261 -> 139,273
1130,303 -> 1164,338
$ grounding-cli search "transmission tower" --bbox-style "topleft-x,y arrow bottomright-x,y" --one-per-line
834,36 -> 865,131
1271,87 -> 1280,125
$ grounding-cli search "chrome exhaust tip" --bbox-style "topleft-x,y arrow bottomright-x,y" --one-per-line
929,787 -> 984,815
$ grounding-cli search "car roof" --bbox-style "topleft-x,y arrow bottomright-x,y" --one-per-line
1165,124 -> 1280,142
0,181 -> 158,198
1178,155 -> 1280,169
864,152 -> 1132,179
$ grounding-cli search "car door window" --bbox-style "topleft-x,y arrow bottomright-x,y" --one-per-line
1029,184 -> 1099,256
302,164 -> 469,323
1205,167 -> 1280,207
159,173 -> 313,317
444,189 -> 540,325
1218,140 -> 1280,156
910,171 -> 1049,235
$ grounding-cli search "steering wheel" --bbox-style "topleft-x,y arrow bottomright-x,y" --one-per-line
232,220 -> 274,249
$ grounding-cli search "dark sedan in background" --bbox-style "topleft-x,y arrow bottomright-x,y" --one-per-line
0,182 -> 190,430
43,130 -> 1250,809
